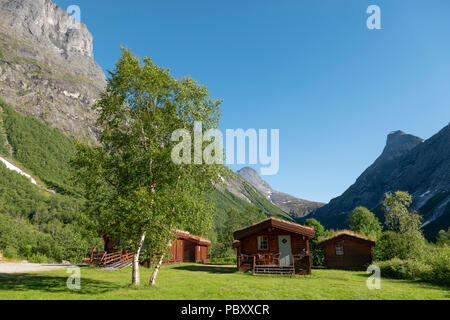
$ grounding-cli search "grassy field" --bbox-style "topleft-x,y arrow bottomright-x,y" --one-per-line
0,264 -> 448,300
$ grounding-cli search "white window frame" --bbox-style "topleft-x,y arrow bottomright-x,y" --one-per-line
257,236 -> 269,251
335,244 -> 344,256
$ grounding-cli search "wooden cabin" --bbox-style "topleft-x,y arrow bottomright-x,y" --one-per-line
233,217 -> 315,275
165,231 -> 211,264
318,232 -> 375,270
102,230 -> 210,266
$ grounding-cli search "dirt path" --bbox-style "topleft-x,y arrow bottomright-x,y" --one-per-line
0,262 -> 80,274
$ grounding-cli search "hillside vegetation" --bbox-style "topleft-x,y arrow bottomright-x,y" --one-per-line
0,100 -> 79,194
0,100 -> 100,263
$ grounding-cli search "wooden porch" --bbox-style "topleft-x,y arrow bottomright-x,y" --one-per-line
82,246 -> 136,270
238,249 -> 310,275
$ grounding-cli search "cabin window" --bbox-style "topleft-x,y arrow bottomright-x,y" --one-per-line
258,236 -> 269,250
335,245 -> 344,256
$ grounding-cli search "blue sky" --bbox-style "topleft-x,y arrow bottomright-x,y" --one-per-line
55,0 -> 450,203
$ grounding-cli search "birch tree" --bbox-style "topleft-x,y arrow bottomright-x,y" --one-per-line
74,48 -> 223,286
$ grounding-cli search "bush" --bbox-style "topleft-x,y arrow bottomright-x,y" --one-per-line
423,245 -> 450,286
378,258 -> 432,281
374,231 -> 426,261
28,253 -> 49,264
377,245 -> 450,286
3,246 -> 18,260
209,256 -> 237,265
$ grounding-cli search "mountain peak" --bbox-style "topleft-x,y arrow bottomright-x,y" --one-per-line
237,167 -> 324,218
0,0 -> 94,59
381,130 -> 424,162
237,167 -> 273,195
0,0 -> 106,143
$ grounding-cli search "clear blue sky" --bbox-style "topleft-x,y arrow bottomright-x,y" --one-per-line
55,0 -> 450,203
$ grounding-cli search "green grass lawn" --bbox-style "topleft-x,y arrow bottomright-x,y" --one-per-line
0,264 -> 448,300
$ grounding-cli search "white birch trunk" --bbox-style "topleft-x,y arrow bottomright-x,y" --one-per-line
132,232 -> 146,286
149,254 -> 164,286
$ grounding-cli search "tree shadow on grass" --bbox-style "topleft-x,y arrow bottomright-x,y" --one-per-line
172,264 -> 237,274
0,273 -> 122,295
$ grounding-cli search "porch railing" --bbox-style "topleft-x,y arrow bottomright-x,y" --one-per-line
83,247 -> 135,267
239,249 -> 310,272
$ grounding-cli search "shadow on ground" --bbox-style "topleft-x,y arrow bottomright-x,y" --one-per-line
0,273 -> 122,295
172,264 -> 237,274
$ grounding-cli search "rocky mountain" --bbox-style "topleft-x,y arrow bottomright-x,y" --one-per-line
306,125 -> 450,239
0,0 -> 105,143
237,167 -> 325,218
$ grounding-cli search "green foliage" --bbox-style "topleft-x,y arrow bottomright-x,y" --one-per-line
382,191 -> 422,233
0,101 -> 79,194
348,206 -> 382,239
436,228 -> 450,246
0,207 -> 99,263
0,100 -> 102,263
208,256 -> 237,265
305,218 -> 327,266
374,231 -> 426,261
375,191 -> 426,260
378,245 -> 450,286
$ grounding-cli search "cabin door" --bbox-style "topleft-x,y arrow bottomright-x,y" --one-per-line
278,235 -> 292,266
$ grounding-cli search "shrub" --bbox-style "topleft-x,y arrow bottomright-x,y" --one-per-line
305,218 -> 327,266
3,246 -> 18,260
377,245 -> 450,286
209,256 -> 237,265
423,245 -> 450,286
28,253 -> 49,264
374,231 -> 426,261
378,258 -> 432,281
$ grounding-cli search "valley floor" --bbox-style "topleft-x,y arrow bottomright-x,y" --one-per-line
0,263 -> 448,300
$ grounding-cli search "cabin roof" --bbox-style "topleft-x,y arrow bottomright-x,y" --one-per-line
318,231 -> 375,248
176,230 -> 211,246
233,217 -> 315,240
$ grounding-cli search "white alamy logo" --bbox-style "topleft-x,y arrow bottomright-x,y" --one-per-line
366,265 -> 381,290
366,5 -> 381,30
67,267 -> 81,290
171,122 -> 279,175
67,5 -> 81,30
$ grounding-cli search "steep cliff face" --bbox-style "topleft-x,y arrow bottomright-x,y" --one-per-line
237,167 -> 325,218
307,124 -> 450,238
0,0 -> 105,142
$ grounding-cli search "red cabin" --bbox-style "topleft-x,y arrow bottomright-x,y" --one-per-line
102,230 -> 211,265
318,231 -> 375,270
233,217 -> 315,275
166,231 -> 211,264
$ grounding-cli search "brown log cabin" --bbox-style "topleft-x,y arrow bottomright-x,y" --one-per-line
318,231 -> 375,270
99,230 -> 210,267
233,217 -> 315,275
166,230 -> 211,264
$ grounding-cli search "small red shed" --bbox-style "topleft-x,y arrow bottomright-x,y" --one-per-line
318,231 -> 375,270
166,230 -> 211,264
102,230 -> 210,265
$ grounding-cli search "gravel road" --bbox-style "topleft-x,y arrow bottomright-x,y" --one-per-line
0,262 -> 80,274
